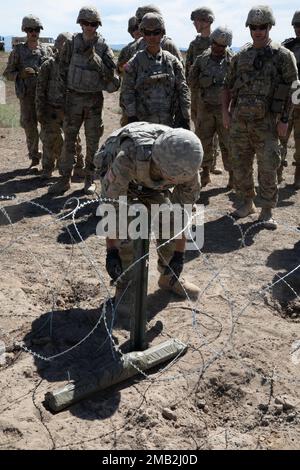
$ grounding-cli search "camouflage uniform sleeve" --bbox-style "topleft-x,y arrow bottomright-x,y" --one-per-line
174,58 -> 191,120
279,47 -> 299,84
100,43 -> 118,80
36,60 -> 51,114
187,55 -> 201,89
117,44 -> 130,74
121,56 -> 138,117
223,53 -> 238,89
185,42 -> 194,78
172,173 -> 201,205
59,39 -> 73,84
101,139 -> 137,199
3,47 -> 20,82
163,38 -> 183,64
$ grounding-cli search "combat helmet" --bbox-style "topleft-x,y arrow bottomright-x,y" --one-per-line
54,32 -> 72,51
292,11 -> 300,26
245,5 -> 275,27
152,129 -> 203,183
135,5 -> 162,23
76,6 -> 102,25
128,16 -> 139,33
211,26 -> 233,47
191,7 -> 215,23
21,15 -> 43,32
140,13 -> 165,33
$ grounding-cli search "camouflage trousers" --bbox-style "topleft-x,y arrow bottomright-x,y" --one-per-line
110,186 -> 177,286
279,107 -> 300,167
195,103 -> 231,171
230,113 -> 281,208
40,105 -> 83,172
60,91 -> 104,177
19,95 -> 40,161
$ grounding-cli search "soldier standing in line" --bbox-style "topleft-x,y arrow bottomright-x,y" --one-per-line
222,5 -> 298,229
117,17 -> 142,75
94,122 -> 203,311
121,13 -> 190,129
3,15 -> 52,168
280,11 -> 300,189
36,33 -> 85,179
188,26 -> 234,189
48,6 -> 120,196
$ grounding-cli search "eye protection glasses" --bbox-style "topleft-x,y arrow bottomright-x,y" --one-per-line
249,24 -> 268,31
81,20 -> 99,27
26,28 -> 41,33
143,29 -> 162,36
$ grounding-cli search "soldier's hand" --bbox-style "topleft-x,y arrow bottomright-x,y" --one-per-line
127,116 -> 138,124
164,251 -> 185,286
277,121 -> 288,138
223,111 -> 231,130
20,67 -> 36,79
106,248 -> 123,281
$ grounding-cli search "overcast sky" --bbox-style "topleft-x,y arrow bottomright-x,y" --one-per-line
0,0 -> 299,48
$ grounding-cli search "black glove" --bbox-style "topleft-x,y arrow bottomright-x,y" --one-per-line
127,115 -> 138,124
106,248 -> 123,281
164,251 -> 185,286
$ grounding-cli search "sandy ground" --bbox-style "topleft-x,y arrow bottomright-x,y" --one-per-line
0,54 -> 300,450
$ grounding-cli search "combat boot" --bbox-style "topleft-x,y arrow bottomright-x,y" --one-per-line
48,176 -> 70,195
258,208 -> 277,230
158,274 -> 200,301
294,166 -> 300,190
277,164 -> 284,184
84,175 -> 96,195
211,166 -> 223,175
40,169 -> 53,179
226,171 -> 234,190
73,166 -> 86,179
233,199 -> 256,219
201,167 -> 211,187
113,284 -> 133,317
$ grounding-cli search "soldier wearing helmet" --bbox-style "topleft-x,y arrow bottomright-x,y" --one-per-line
48,6 -> 120,196
121,13 -> 190,129
279,11 -> 300,189
222,5 -> 298,229
3,15 -> 52,168
188,26 -> 234,189
94,122 -> 203,307
36,33 -> 84,179
117,17 -> 142,76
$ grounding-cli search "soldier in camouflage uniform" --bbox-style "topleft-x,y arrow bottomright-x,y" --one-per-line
36,33 -> 84,178
222,5 -> 298,229
121,14 -> 190,128
3,15 -> 52,167
48,6 -> 120,196
94,122 -> 203,308
117,17 -> 142,75
280,11 -> 300,189
188,26 -> 234,189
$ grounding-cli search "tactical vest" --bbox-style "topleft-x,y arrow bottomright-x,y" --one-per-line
67,33 -> 115,93
232,42 -> 285,119
15,42 -> 50,96
197,49 -> 232,106
94,122 -> 168,181
134,51 -> 177,123
46,57 -> 65,107
191,36 -> 211,64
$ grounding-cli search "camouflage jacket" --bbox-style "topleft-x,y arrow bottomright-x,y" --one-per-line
224,41 -> 298,113
97,122 -> 200,204
3,41 -> 52,98
282,37 -> 300,75
59,33 -> 120,93
121,48 -> 190,126
185,35 -> 211,78
188,48 -> 234,106
117,39 -> 139,74
125,36 -> 183,64
36,54 -> 66,112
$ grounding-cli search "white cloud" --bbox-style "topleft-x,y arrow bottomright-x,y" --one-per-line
1,0 -> 299,47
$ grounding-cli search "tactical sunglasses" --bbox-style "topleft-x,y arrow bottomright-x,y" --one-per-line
80,20 -> 99,27
249,24 -> 268,31
212,40 -> 226,48
26,27 -> 41,33
294,22 -> 300,28
143,29 -> 162,36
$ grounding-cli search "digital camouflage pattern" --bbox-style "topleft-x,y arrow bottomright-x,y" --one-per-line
245,5 -> 276,26
124,35 -> 183,64
3,41 -> 52,161
225,41 -> 298,207
190,7 -> 215,22
188,47 -> 234,170
121,49 -> 190,126
135,5 -> 162,22
21,15 -> 43,31
76,7 -> 102,25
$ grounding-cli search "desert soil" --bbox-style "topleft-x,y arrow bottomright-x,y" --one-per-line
0,53 -> 300,451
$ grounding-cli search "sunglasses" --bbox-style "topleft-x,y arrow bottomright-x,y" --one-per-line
81,20 -> 99,27
249,24 -> 268,31
143,29 -> 162,36
26,28 -> 41,33
212,40 -> 226,48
